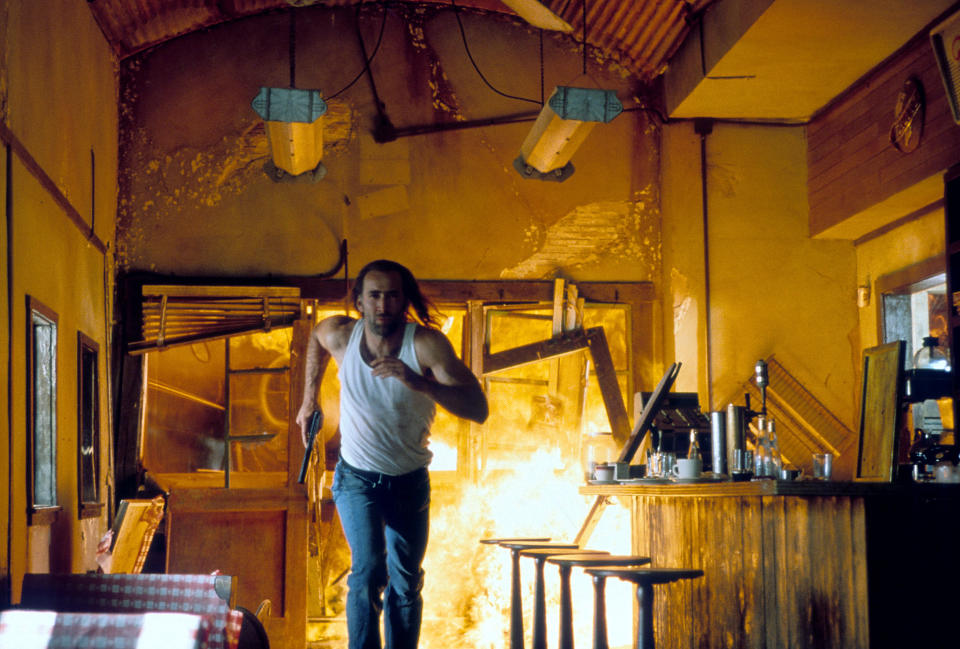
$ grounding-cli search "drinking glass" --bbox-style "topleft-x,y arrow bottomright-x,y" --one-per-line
812,453 -> 833,480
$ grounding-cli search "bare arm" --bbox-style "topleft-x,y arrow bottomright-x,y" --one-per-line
370,327 -> 488,423
295,315 -> 353,447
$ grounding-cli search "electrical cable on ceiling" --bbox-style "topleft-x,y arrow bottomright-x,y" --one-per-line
582,0 -> 588,75
539,30 -> 544,105
289,8 -> 297,87
450,0 -> 541,105
326,3 -> 389,100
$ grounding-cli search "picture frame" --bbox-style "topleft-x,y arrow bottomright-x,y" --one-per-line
855,341 -> 905,481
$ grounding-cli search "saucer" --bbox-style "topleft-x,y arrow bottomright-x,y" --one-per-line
588,479 -> 618,485
671,475 -> 726,484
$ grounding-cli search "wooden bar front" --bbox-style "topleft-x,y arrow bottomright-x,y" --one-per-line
581,481 -> 960,649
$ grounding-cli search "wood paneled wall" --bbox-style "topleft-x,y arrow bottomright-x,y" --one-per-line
808,30 -> 960,236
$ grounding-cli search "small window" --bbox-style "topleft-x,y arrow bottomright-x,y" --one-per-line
78,332 -> 102,518
27,296 -> 60,525
880,267 -> 947,366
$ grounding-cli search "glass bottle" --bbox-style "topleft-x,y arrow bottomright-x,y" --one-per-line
766,418 -> 782,476
913,336 -> 950,371
688,428 -> 702,461
582,431 -> 618,481
754,416 -> 769,477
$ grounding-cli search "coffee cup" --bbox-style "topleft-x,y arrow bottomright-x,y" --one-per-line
594,464 -> 615,482
779,466 -> 802,481
934,462 -> 960,484
672,458 -> 702,480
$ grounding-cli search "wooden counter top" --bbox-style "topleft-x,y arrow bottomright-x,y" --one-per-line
579,477 -> 960,498
591,475 -> 960,649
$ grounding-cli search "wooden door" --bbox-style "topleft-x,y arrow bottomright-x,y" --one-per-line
162,320 -> 311,649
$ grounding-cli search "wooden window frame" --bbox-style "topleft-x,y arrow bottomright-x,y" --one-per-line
875,256 -> 947,358
27,295 -> 61,526
306,279 -> 655,481
77,331 -> 103,519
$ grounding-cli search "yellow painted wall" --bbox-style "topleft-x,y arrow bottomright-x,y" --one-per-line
116,7 -> 660,285
855,209 -> 945,351
0,109 -> 8,602
662,121 -> 860,456
117,5 -> 879,481
2,0 -> 117,599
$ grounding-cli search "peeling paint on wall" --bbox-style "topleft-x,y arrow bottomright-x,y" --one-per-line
405,8 -> 464,120
501,187 -> 661,278
117,100 -> 355,269
670,267 -> 692,338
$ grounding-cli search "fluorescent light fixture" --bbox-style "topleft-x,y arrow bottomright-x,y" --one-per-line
500,0 -> 573,32
514,86 -> 622,181
252,87 -> 328,180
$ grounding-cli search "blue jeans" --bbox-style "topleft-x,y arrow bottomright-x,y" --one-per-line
332,459 -> 431,649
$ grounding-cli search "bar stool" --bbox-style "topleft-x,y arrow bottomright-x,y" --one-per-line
480,538 -> 579,649
545,554 -> 651,649
518,548 -> 610,649
584,567 -> 704,649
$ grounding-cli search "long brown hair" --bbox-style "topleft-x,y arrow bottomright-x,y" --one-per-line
352,259 -> 438,327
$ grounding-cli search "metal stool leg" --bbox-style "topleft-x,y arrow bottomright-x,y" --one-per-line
635,581 -> 654,649
591,573 -> 609,649
510,547 -> 525,649
557,564 -> 574,649
532,556 -> 549,649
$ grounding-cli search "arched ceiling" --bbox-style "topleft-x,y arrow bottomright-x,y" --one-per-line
85,0 -> 716,82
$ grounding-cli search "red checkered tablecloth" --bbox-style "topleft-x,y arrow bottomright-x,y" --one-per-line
19,574 -> 241,649
0,609 -> 206,649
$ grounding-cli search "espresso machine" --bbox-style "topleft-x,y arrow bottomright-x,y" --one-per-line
722,359 -> 770,479
903,346 -> 954,481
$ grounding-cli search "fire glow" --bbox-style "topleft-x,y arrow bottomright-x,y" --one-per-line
419,448 -> 636,649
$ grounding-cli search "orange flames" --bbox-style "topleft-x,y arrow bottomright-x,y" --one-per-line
420,449 -> 636,649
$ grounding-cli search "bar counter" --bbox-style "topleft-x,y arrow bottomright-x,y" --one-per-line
580,479 -> 960,649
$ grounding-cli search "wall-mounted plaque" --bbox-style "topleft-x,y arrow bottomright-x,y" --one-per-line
890,76 -> 925,153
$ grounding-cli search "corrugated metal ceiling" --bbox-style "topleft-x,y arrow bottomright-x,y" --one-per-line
86,0 -> 715,81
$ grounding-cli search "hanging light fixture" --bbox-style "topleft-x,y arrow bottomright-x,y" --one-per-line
251,9 -> 327,181
499,0 -> 573,32
252,87 -> 327,180
513,0 -> 622,182
514,86 -> 621,181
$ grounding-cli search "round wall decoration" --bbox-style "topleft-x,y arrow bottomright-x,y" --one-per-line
890,76 -> 925,153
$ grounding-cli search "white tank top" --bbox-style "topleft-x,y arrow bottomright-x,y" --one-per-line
338,320 -> 436,475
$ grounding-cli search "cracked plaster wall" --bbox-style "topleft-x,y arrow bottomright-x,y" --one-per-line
661,122 -> 859,455
117,5 -> 661,282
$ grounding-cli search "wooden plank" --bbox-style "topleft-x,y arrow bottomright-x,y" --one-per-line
482,328 -> 592,374
143,285 -> 300,298
0,121 -> 107,253
292,279 -> 655,304
586,327 -> 631,444
572,496 -> 608,546
466,301 -> 485,482
552,278 -> 565,337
